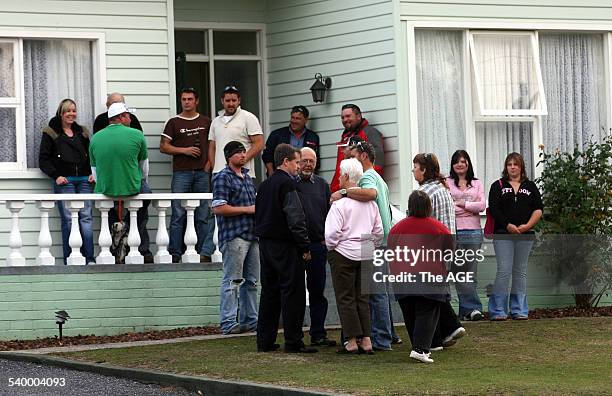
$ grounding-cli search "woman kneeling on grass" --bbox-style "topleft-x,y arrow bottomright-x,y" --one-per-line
325,158 -> 383,355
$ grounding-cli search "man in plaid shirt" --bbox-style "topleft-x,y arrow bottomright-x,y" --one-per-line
212,141 -> 259,335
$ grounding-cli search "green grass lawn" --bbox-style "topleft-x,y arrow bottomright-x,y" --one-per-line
59,317 -> 612,395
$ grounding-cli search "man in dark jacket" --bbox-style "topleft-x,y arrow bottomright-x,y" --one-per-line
255,143 -> 316,354
93,93 -> 143,133
330,104 -> 384,192
262,106 -> 319,176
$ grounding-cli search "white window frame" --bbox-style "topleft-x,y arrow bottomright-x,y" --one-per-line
403,20 -> 612,192
0,30 -> 106,178
468,30 -> 548,117
173,22 -> 267,129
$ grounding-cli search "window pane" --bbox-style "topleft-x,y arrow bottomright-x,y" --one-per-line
213,31 -> 257,55
470,33 -> 545,115
539,33 -> 605,152
175,30 -> 207,54
179,62 -> 211,117
0,107 -> 17,162
476,122 -> 533,191
415,30 -> 466,173
0,42 -> 15,97
23,40 -> 94,168
214,60 -> 260,117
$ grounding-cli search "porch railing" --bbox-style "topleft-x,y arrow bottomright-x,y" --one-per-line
0,193 -> 221,266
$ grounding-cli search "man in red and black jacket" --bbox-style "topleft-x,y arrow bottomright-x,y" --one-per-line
330,104 -> 384,192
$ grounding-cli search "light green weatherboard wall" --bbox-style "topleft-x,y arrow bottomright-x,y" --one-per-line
0,0 -> 174,264
0,264 -> 221,340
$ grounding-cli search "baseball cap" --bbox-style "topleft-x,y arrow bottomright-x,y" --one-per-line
108,102 -> 136,118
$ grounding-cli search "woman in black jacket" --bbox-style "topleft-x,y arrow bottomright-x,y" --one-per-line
488,152 -> 543,320
39,98 -> 95,264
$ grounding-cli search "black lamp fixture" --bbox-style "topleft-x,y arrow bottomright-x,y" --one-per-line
55,310 -> 70,342
310,73 -> 332,103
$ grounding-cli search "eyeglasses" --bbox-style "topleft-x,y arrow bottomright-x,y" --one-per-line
223,85 -> 238,92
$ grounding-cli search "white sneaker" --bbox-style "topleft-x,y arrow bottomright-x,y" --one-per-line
469,310 -> 483,321
410,350 -> 434,363
430,346 -> 443,351
442,327 -> 466,347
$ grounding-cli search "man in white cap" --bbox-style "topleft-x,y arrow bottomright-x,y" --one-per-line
90,102 -> 149,197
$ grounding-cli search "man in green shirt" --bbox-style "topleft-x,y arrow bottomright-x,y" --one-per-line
330,140 -> 398,351
90,102 -> 148,197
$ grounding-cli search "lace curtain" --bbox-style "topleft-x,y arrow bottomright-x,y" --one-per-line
539,33 -> 605,152
23,39 -> 94,168
415,30 -> 466,174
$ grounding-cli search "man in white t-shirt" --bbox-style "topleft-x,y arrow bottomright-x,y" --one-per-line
207,86 -> 264,178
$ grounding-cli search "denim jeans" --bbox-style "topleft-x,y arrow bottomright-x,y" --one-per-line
108,180 -> 152,256
369,257 -> 393,349
306,242 -> 329,340
488,238 -> 534,319
219,237 -> 260,334
454,229 -> 484,318
169,170 -> 214,257
53,179 -> 95,264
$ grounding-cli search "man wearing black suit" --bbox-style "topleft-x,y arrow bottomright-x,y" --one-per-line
255,144 -> 316,354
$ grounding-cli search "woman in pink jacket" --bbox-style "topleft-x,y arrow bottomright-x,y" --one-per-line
447,150 -> 486,321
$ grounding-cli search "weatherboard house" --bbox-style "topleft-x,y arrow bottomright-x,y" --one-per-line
1,0 -> 611,340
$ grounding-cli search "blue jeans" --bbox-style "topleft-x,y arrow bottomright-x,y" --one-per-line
454,229 -> 484,318
369,259 -> 393,349
53,179 -> 94,264
489,238 -> 534,319
306,242 -> 329,340
169,170 -> 214,257
219,238 -> 260,333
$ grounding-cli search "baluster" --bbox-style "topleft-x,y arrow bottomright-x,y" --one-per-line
96,200 -> 115,264
181,199 -> 200,263
6,201 -> 26,267
36,201 -> 55,266
211,214 -> 222,263
124,200 -> 143,264
154,200 -> 172,263
66,200 -> 86,265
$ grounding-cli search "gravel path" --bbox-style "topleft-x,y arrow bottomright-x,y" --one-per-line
0,359 -> 196,396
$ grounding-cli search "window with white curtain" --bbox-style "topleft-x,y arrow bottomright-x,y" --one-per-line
414,28 -> 608,192
0,37 -> 96,171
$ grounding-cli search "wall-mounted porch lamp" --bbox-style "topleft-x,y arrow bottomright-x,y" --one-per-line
310,73 -> 332,103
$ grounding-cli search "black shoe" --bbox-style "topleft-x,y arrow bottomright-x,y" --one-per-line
311,337 -> 337,347
200,255 -> 212,263
285,346 -> 318,353
172,255 -> 180,264
392,337 -> 403,345
143,254 -> 154,264
257,343 -> 280,352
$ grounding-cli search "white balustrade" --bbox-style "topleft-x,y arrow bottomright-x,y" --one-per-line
211,216 -> 223,262
124,200 -> 143,264
96,200 -> 115,264
181,199 -> 201,263
0,193 -> 215,267
66,200 -> 86,266
154,200 -> 172,264
6,201 -> 26,267
36,201 -> 55,266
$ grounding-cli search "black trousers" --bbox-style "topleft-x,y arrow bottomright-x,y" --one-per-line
398,296 -> 441,352
257,239 -> 306,350
432,301 -> 462,347
306,242 -> 329,340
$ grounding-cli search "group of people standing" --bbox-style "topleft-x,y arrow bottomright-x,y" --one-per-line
38,88 -> 543,363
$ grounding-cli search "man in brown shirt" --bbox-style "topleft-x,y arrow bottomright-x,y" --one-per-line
160,88 -> 214,263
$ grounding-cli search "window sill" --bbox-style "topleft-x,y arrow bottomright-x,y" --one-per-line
0,169 -> 48,179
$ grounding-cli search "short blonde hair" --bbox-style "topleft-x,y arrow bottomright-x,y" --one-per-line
340,158 -> 363,184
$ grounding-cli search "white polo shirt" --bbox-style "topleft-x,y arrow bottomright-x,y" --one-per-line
209,106 -> 263,177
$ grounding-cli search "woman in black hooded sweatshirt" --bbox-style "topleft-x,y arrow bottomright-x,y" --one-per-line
39,98 -> 95,264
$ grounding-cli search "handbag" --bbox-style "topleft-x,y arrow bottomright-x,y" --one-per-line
484,179 -> 503,239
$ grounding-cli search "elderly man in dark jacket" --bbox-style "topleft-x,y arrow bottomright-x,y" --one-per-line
255,143 -> 316,354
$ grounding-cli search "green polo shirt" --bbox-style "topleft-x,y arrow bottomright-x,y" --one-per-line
89,123 -> 148,196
